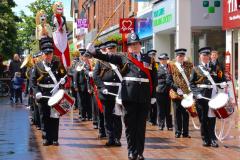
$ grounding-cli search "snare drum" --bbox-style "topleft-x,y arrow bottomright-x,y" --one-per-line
208,93 -> 234,119
48,89 -> 75,116
181,93 -> 198,117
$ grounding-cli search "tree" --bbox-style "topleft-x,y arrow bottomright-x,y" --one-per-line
16,0 -> 54,55
0,0 -> 19,58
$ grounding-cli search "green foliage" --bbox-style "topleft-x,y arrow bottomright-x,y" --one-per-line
16,0 -> 55,55
0,0 -> 18,58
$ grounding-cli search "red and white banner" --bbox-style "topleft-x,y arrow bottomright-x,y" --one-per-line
119,18 -> 135,33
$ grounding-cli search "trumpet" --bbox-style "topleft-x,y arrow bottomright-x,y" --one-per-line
21,54 -> 34,69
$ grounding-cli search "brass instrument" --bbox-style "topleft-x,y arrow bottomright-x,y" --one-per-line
21,54 -> 34,69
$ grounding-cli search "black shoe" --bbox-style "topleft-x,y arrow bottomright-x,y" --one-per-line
114,139 -> 121,146
93,125 -> 98,129
175,134 -> 181,138
210,140 -> 219,148
137,154 -> 145,160
128,153 -> 137,160
202,140 -> 211,147
159,127 -> 164,130
150,122 -> 157,126
42,140 -> 52,146
79,117 -> 86,121
167,128 -> 173,131
52,141 -> 59,146
105,140 -> 115,146
88,118 -> 92,121
182,135 -> 191,138
99,133 -> 107,139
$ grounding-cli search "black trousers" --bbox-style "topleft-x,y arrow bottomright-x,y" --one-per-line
149,103 -> 157,124
91,95 -> 99,126
38,99 -> 59,142
123,101 -> 149,156
71,86 -> 78,109
157,94 -> 173,129
78,90 -> 92,119
173,100 -> 189,136
14,88 -> 22,103
33,100 -> 41,128
102,100 -> 122,141
98,110 -> 106,136
196,99 -> 216,141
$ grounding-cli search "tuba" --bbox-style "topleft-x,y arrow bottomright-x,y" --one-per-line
21,54 -> 34,69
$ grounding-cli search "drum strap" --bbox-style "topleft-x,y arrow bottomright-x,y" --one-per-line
199,65 -> 217,91
175,62 -> 191,91
42,61 -> 58,85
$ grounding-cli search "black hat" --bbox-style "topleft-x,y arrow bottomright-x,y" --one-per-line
99,42 -> 107,49
175,48 -> 187,56
33,51 -> 42,58
40,37 -> 53,47
158,53 -> 169,60
198,47 -> 211,55
41,43 -> 54,54
127,32 -> 141,45
79,49 -> 86,56
147,50 -> 157,56
105,41 -> 118,48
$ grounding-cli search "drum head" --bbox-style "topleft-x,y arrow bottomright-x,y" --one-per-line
48,89 -> 65,106
181,94 -> 194,108
208,93 -> 229,109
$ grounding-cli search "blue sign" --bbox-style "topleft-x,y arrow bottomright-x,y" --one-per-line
135,12 -> 153,39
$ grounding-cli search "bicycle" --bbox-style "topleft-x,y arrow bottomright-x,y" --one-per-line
0,80 -> 10,97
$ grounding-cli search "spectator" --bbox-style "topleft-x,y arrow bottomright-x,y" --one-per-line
9,54 -> 22,101
0,55 -> 7,78
12,72 -> 24,103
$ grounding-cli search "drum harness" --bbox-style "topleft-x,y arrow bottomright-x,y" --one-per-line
198,65 -> 234,142
175,62 -> 200,130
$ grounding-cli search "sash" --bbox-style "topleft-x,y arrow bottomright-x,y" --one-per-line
175,62 -> 191,91
42,61 -> 58,85
127,53 -> 153,95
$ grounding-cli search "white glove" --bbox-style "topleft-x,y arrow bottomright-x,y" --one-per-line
35,92 -> 43,100
177,88 -> 184,95
220,82 -> 227,88
60,78 -> 66,84
88,71 -> 93,77
102,89 -> 108,95
86,43 -> 96,54
151,98 -> 156,104
196,94 -> 202,99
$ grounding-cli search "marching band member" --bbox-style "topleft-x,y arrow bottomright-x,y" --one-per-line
93,40 -> 122,146
73,49 -> 92,121
190,47 -> 225,147
68,50 -> 80,110
31,40 -> 66,146
156,53 -> 173,131
167,48 -> 193,138
147,50 -> 158,126
86,32 -> 157,160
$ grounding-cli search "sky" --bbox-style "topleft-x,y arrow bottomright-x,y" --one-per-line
13,0 -> 73,21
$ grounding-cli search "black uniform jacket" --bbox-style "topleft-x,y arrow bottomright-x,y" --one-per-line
31,56 -> 66,97
93,51 -> 157,103
156,64 -> 171,95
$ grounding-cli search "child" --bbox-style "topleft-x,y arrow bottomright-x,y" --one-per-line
12,72 -> 24,103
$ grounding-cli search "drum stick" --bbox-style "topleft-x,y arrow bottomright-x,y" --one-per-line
199,95 -> 211,101
51,74 -> 68,94
107,92 -> 118,97
41,96 -> 51,99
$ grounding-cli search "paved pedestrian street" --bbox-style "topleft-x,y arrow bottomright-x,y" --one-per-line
0,97 -> 239,160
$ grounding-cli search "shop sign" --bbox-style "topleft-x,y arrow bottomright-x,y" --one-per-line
120,18 -> 135,33
135,12 -> 153,39
77,19 -> 88,28
152,0 -> 175,33
223,0 -> 240,30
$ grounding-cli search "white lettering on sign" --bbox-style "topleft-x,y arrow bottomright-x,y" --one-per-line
228,0 -> 238,13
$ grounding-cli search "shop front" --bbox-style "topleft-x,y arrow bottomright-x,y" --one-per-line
223,0 -> 240,98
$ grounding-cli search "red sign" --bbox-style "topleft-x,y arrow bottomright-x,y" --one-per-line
223,0 -> 240,30
120,18 -> 135,33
